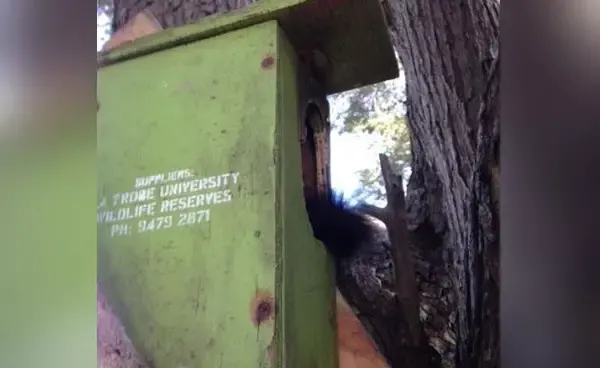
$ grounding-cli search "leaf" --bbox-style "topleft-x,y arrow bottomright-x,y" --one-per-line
329,72 -> 411,203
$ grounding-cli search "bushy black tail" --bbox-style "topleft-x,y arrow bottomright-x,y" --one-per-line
305,191 -> 374,260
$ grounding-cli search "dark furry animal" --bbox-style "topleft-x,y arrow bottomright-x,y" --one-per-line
305,191 -> 380,260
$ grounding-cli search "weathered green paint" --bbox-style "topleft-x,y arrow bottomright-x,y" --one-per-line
275,26 -> 337,368
97,0 -> 398,95
98,21 -> 336,367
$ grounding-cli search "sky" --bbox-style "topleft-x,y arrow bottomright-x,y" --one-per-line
96,13 -> 379,197
330,131 -> 380,195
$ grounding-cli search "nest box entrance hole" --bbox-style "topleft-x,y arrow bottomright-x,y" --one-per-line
300,102 -> 330,201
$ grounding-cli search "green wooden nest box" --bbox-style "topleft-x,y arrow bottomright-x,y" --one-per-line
97,1 -> 397,367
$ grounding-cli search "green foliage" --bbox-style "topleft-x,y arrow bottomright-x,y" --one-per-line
330,72 -> 410,204
97,0 -> 113,51
331,77 -> 406,133
350,114 -> 411,204
97,0 -> 113,13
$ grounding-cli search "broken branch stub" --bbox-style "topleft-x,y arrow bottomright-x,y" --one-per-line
378,153 -> 422,346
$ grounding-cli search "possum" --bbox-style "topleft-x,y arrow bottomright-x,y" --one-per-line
304,190 -> 387,260
305,191 -> 395,368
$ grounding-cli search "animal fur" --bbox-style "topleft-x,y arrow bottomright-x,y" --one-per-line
305,191 -> 384,260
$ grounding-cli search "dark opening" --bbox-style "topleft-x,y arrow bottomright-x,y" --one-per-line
301,103 -> 323,201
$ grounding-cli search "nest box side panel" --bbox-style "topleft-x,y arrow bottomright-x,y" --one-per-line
274,25 -> 338,368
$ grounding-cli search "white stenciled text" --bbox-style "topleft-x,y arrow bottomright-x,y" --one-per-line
98,169 -> 239,237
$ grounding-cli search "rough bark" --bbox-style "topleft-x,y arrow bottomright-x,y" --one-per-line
334,156 -> 449,368
333,1 -> 499,367
111,0 -> 258,32
378,153 -> 422,346
380,0 -> 500,367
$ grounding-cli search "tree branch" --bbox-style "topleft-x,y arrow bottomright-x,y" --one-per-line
356,203 -> 389,223
378,153 -> 423,345
335,153 -> 440,367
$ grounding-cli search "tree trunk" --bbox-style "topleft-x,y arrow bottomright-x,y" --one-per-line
381,0 -> 500,367
112,0 -> 257,32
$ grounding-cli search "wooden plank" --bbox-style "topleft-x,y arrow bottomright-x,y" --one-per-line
337,292 -> 389,368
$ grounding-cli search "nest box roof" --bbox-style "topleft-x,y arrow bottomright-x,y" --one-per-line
97,0 -> 398,95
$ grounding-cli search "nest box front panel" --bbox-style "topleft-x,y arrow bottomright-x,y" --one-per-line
97,21 -> 281,368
